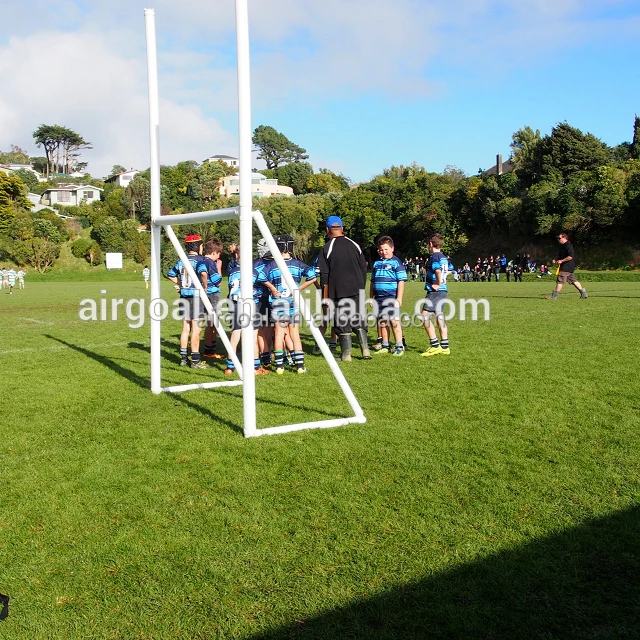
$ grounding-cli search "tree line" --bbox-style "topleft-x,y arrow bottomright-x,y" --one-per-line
1,118 -> 639,272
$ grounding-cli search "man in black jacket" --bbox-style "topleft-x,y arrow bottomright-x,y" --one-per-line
318,216 -> 371,361
546,233 -> 588,299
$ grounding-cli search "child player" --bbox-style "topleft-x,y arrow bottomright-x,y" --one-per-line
264,235 -> 316,374
142,265 -> 150,289
420,233 -> 450,356
7,267 -> 17,294
202,238 -> 224,360
370,236 -> 407,355
223,243 -> 269,377
166,234 -> 209,368
255,238 -> 274,369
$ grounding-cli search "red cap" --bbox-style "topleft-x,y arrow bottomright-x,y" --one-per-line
184,234 -> 202,242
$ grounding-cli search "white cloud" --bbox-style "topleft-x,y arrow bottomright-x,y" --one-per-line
0,29 -> 235,177
0,0 -> 637,179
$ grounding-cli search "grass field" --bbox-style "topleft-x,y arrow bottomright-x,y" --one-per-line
1,278 -> 639,639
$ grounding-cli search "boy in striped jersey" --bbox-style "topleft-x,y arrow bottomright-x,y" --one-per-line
142,265 -> 150,289
223,243 -> 270,376
263,235 -> 316,374
420,233 -> 451,356
370,236 -> 407,355
202,238 -> 224,360
7,268 -> 17,294
166,234 -> 209,368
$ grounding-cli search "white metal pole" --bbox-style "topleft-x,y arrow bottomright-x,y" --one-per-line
145,8 -> 162,394
155,207 -> 239,227
235,0 -> 257,437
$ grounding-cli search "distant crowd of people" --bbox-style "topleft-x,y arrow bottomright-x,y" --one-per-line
403,253 -> 553,284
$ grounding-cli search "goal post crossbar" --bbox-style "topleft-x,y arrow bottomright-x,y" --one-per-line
153,207 -> 239,227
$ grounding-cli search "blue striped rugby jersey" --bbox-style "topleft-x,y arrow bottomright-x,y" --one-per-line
425,252 -> 449,293
202,256 -> 222,294
265,258 -> 315,308
371,256 -> 407,299
167,255 -> 208,297
227,260 -> 265,304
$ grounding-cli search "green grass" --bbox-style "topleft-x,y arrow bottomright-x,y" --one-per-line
1,279 -> 639,638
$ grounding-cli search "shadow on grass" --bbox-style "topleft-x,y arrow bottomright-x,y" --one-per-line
127,340 -> 347,423
212,384 -> 348,422
45,335 -> 243,435
250,506 -> 640,640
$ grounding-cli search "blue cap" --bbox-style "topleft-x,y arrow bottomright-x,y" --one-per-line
326,215 -> 343,228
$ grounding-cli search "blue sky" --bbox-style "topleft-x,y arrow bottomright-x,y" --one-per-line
1,0 -> 639,182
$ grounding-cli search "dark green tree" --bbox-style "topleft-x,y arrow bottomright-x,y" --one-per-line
12,169 -> 39,192
538,123 -> 611,183
275,162 -> 314,194
630,115 -> 640,160
109,165 -> 127,177
510,126 -> 542,188
32,124 -> 92,176
252,125 -> 308,169
93,216 -> 124,253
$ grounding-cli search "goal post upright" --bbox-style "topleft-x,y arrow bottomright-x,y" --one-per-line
143,4 -> 366,436
235,0 -> 257,438
144,7 -> 162,395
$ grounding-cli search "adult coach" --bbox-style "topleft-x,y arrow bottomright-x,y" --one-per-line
546,232 -> 588,300
318,216 -> 371,361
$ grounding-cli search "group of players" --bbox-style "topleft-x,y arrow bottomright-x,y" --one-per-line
1,268 -> 25,293
165,216 -> 452,375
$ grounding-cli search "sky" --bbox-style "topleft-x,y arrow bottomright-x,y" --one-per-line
1,0 -> 639,183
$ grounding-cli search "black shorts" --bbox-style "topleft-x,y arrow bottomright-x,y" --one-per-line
332,295 -> 366,333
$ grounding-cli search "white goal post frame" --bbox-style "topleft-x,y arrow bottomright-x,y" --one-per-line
144,5 -> 366,437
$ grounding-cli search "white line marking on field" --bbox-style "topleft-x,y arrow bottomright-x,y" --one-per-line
0,341 -> 135,356
18,317 -> 54,326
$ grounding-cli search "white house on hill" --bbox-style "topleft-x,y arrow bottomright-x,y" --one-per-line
40,185 -> 103,207
105,169 -> 140,187
0,163 -> 47,182
203,154 -> 239,168
218,172 -> 293,199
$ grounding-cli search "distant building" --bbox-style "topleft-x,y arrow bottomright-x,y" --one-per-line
203,154 -> 239,168
484,153 -> 514,176
40,185 -> 103,207
218,172 -> 293,199
0,163 -> 47,182
105,169 -> 140,187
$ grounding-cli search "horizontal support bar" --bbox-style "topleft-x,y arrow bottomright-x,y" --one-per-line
162,380 -> 243,393
247,415 -> 367,438
153,207 -> 239,226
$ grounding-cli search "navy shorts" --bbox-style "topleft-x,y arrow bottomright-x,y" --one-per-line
421,290 -> 448,315
375,297 -> 400,321
228,300 -> 263,330
179,296 -> 206,321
